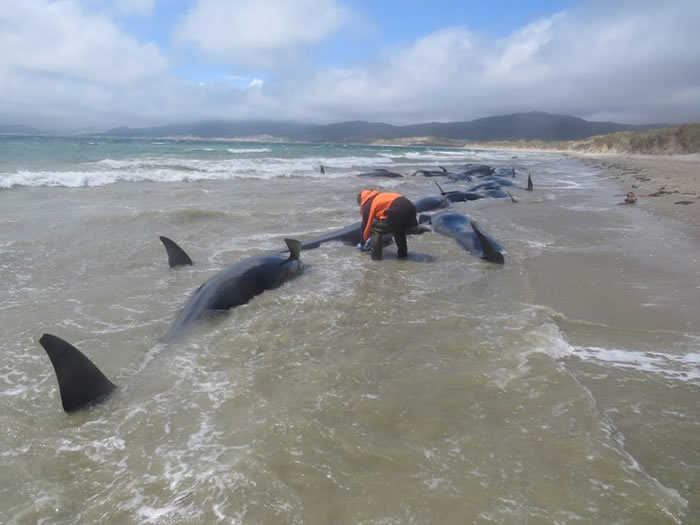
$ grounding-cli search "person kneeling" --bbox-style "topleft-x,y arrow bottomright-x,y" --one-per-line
357,189 -> 418,261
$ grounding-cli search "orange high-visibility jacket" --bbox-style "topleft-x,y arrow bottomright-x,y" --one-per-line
358,190 -> 403,242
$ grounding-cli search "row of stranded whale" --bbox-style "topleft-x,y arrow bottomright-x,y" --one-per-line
39,163 -> 533,414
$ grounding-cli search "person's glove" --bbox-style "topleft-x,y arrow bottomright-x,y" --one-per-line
356,239 -> 371,251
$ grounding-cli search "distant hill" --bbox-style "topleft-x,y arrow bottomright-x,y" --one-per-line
565,123 -> 700,154
465,123 -> 700,154
0,124 -> 45,135
101,112 -> 660,143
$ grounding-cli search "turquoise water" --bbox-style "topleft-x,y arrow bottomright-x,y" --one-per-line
0,135 -> 453,187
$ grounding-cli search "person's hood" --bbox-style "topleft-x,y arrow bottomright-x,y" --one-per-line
358,189 -> 380,208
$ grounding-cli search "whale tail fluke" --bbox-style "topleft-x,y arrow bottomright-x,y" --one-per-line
39,334 -> 117,413
527,174 -> 533,191
471,222 -> 505,265
284,238 -> 302,261
159,236 -> 193,267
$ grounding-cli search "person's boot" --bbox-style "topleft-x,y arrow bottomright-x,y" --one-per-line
371,239 -> 383,260
395,231 -> 408,259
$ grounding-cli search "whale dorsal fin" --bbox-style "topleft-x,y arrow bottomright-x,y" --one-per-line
39,334 -> 117,413
159,236 -> 193,267
284,238 -> 302,262
471,222 -> 505,265
527,174 -> 533,191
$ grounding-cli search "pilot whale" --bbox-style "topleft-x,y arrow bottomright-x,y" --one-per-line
39,238 -> 304,412
356,169 -> 404,178
420,211 -> 505,264
415,196 -> 450,213
164,238 -> 303,340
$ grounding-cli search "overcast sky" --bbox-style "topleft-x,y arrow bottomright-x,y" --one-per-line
1,0 -> 699,130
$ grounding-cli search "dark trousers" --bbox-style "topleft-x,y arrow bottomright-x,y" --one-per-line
370,197 -> 417,260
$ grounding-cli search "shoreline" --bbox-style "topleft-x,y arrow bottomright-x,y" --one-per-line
564,153 -> 700,234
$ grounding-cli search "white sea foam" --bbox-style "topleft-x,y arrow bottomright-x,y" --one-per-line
526,323 -> 700,384
398,149 -> 472,159
0,142 -> 555,188
1,153 -> 412,187
227,147 -> 270,153
572,346 -> 700,383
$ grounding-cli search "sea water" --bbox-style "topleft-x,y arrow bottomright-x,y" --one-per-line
1,136 -> 698,523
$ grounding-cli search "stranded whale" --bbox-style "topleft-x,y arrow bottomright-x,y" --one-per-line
356,169 -> 404,178
165,238 -> 303,341
39,239 -> 304,413
420,211 -> 505,264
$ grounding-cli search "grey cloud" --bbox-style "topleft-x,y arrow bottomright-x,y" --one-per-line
1,0 -> 699,129
0,0 -> 168,128
0,0 -> 166,86
278,0 -> 700,124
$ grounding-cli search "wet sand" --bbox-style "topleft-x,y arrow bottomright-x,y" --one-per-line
568,153 -> 700,236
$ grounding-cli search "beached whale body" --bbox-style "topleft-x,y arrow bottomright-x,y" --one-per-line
430,181 -> 483,203
441,191 -> 484,202
411,168 -> 447,177
414,196 -> 450,213
165,239 -> 303,340
294,222 -> 395,251
463,164 -> 495,177
356,169 -> 403,178
39,239 -> 304,412
469,177 -> 516,190
292,222 -> 363,250
421,211 -> 505,264
445,165 -> 493,181
293,217 -> 431,252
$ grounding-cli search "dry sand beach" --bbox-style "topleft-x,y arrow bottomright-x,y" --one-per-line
570,153 -> 700,236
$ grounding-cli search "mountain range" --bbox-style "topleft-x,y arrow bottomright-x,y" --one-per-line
1,112 -> 664,143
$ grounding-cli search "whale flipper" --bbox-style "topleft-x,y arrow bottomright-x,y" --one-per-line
471,222 -> 505,264
39,334 -> 117,413
159,236 -> 193,267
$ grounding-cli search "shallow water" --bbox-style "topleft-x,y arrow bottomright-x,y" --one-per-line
1,139 -> 698,523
